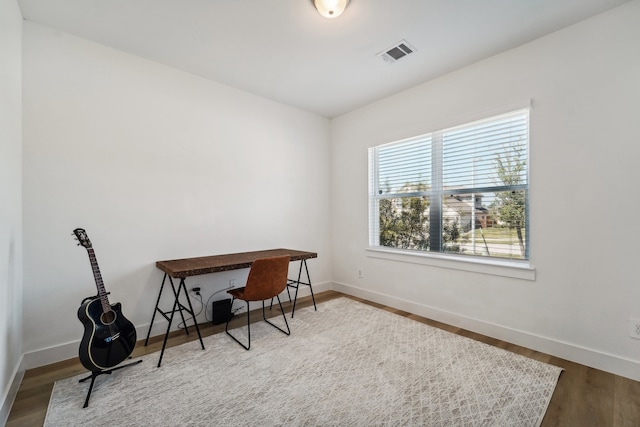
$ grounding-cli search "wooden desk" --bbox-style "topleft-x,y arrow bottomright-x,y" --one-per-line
145,248 -> 317,366
156,248 -> 317,278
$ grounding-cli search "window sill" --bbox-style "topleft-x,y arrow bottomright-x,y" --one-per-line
366,247 -> 535,281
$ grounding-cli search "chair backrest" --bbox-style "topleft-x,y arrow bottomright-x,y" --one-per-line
242,255 -> 290,301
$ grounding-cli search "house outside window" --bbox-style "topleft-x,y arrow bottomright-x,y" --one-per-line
368,109 -> 529,261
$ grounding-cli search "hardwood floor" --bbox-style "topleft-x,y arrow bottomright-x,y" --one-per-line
7,290 -> 640,426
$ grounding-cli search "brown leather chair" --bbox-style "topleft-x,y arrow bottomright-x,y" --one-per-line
225,255 -> 291,350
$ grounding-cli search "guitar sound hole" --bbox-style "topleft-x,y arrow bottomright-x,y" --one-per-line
100,310 -> 117,325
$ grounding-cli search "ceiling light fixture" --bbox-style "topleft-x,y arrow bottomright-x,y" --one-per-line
313,0 -> 350,19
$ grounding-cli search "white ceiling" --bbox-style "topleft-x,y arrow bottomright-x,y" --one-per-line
18,0 -> 630,118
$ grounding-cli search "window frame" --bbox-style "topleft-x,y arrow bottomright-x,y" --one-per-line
368,107 -> 532,277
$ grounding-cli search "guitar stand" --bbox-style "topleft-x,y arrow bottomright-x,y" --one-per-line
79,358 -> 142,408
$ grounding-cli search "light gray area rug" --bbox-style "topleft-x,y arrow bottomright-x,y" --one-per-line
45,297 -> 562,426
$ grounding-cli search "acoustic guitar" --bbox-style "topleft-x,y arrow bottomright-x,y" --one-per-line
74,228 -> 137,372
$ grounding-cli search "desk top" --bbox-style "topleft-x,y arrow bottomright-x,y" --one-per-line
156,248 -> 317,278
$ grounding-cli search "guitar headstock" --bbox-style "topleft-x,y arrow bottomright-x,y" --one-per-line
73,228 -> 92,249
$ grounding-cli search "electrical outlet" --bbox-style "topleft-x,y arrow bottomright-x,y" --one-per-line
629,317 -> 640,339
229,279 -> 236,287
358,269 -> 363,279
191,286 -> 201,294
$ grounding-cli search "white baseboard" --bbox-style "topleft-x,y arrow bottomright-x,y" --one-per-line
332,281 -> 640,382
20,281 -> 332,371
1,354 -> 25,427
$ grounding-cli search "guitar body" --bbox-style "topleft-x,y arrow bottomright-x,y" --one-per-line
77,296 -> 137,372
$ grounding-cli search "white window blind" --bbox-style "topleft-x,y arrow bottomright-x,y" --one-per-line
442,111 -> 528,191
377,137 -> 431,195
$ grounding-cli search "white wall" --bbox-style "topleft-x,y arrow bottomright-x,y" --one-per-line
331,0 -> 640,380
21,21 -> 332,367
14,0 -> 640,386
0,0 -> 24,423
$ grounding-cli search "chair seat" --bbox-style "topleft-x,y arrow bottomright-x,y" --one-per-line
228,286 -> 275,302
228,287 -> 246,300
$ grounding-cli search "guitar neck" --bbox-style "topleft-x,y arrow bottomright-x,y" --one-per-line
87,248 -> 111,311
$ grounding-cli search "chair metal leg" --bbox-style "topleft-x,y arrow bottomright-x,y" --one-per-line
226,296 -> 290,350
225,299 -> 251,350
262,296 -> 290,336
268,290 -> 290,311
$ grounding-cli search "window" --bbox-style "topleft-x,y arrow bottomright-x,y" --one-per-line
369,109 -> 529,261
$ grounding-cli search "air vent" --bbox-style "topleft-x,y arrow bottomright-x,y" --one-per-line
377,40 -> 416,63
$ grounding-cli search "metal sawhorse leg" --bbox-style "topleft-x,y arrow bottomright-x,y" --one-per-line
285,258 -> 316,318
144,273 -> 205,367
